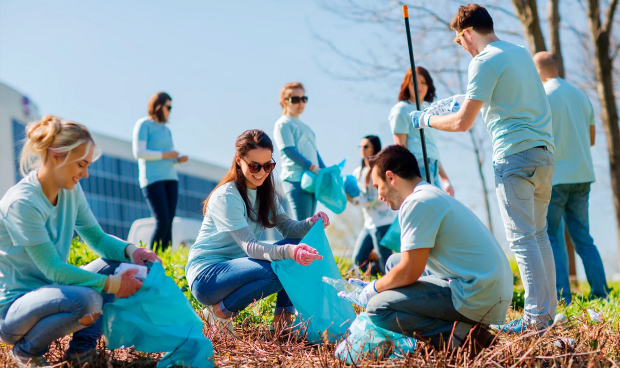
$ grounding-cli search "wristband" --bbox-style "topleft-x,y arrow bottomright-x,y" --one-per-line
106,275 -> 121,295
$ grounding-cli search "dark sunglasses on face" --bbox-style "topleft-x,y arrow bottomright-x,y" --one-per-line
241,157 -> 276,174
164,105 -> 172,111
286,96 -> 308,104
359,145 -> 370,149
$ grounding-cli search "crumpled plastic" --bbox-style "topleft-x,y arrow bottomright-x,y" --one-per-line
343,175 -> 361,198
103,262 -> 214,368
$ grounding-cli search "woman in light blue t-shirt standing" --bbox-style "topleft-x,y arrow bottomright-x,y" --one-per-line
132,92 -> 188,251
273,82 -> 326,220
389,67 -> 454,195
0,116 -> 160,366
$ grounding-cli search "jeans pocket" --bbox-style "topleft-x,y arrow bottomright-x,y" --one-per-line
506,169 -> 536,201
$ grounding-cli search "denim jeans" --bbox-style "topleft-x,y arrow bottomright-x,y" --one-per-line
0,258 -> 119,358
190,239 -> 299,317
352,225 -> 393,275
494,146 -> 556,325
281,181 -> 317,221
366,254 -> 478,350
417,157 -> 441,188
547,183 -> 609,304
142,180 -> 178,251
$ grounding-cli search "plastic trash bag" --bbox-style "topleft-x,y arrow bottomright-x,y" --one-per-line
103,262 -> 214,368
335,312 -> 416,364
301,171 -> 317,193
315,160 -> 348,214
343,175 -> 361,198
271,219 -> 356,344
379,216 -> 401,252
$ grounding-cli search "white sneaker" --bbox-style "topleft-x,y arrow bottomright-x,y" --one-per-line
202,305 -> 234,335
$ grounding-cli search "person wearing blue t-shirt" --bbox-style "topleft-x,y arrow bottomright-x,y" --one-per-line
533,51 -> 609,305
273,82 -> 326,220
338,145 -> 512,357
132,92 -> 188,251
410,4 -> 556,333
389,67 -> 454,194
0,116 -> 161,367
186,129 -> 328,334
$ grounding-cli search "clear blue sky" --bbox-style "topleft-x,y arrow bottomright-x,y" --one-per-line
1,0 -> 617,279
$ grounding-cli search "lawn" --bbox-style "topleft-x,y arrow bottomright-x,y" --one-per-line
1,239 -> 619,367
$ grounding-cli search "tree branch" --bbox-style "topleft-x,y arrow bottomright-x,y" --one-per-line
604,0 -> 619,34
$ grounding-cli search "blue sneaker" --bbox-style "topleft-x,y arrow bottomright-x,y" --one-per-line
490,318 -> 547,335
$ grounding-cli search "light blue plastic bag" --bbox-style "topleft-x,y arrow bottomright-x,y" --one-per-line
315,160 -> 348,214
272,219 -> 356,344
335,312 -> 416,364
380,216 -> 401,252
301,171 -> 317,193
343,175 -> 361,198
103,262 -> 213,368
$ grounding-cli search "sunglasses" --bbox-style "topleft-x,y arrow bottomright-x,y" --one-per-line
241,157 -> 276,174
286,96 -> 308,104
359,145 -> 370,149
164,105 -> 172,111
454,26 -> 473,46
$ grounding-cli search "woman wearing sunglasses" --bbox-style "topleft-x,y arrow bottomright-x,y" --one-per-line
273,82 -> 326,220
389,67 -> 454,196
186,129 -> 329,333
132,92 -> 188,251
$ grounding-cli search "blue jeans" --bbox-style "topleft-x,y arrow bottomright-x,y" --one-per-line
417,157 -> 441,188
0,258 -> 119,358
282,181 -> 317,221
142,180 -> 178,251
366,254 -> 478,350
190,239 -> 299,317
494,146 -> 556,325
352,225 -> 393,275
547,183 -> 609,304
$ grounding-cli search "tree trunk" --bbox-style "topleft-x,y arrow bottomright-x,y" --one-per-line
511,0 -> 547,53
548,0 -> 565,77
586,0 -> 620,271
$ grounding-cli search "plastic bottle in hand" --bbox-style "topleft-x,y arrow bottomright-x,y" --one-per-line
322,276 -> 364,296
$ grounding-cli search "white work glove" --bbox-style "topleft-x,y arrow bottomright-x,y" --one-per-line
337,279 -> 379,307
410,95 -> 465,129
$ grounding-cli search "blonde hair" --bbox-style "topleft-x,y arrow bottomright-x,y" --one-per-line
19,115 -> 101,176
279,82 -> 305,113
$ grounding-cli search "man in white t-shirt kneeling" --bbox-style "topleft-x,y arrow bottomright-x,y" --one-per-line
340,145 -> 513,355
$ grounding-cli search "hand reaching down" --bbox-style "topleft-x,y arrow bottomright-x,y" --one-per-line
291,243 -> 323,266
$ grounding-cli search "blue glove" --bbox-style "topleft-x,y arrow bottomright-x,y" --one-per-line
410,95 -> 465,129
410,110 -> 432,129
337,279 -> 379,307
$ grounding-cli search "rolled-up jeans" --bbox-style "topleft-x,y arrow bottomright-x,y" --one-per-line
0,258 -> 120,358
366,254 -> 478,350
282,180 -> 317,221
190,239 -> 299,317
547,183 -> 609,304
494,146 -> 556,325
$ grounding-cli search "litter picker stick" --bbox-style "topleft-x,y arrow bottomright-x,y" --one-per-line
402,5 -> 431,183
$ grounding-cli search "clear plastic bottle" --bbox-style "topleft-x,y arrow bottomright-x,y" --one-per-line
322,276 -> 364,295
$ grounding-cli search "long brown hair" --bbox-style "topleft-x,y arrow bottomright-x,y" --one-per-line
398,67 -> 436,103
203,129 -> 280,228
147,92 -> 172,123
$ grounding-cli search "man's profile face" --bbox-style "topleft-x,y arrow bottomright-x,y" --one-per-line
371,167 -> 404,210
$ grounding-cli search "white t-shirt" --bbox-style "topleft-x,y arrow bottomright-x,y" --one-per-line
351,166 -> 397,229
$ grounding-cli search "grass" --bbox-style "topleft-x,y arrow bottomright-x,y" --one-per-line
1,239 -> 619,367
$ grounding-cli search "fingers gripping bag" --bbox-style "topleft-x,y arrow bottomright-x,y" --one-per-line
335,312 -> 416,364
315,160 -> 348,214
103,262 -> 214,368
271,219 -> 356,344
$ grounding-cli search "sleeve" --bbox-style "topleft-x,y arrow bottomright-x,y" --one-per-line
2,200 -> 52,247
208,193 -> 250,232
229,226 -> 294,261
399,200 -> 445,252
465,58 -> 499,102
282,147 -> 313,170
25,242 -> 107,292
390,105 -> 411,135
274,213 -> 312,239
132,121 -> 163,161
273,121 -> 297,149
317,152 -> 326,169
77,226 -> 130,262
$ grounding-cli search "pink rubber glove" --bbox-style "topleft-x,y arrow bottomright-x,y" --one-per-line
130,247 -> 162,266
310,211 -> 330,228
107,268 -> 143,298
293,243 -> 323,266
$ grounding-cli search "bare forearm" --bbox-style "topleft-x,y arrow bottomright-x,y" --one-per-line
375,262 -> 418,292
429,113 -> 469,132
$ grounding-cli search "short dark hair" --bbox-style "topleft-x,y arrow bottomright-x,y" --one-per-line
450,4 -> 494,34
148,92 -> 172,123
368,145 -> 421,181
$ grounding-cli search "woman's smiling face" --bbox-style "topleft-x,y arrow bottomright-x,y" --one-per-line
236,147 -> 273,189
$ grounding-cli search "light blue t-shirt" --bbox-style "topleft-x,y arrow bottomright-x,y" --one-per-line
185,182 -> 286,286
544,78 -> 596,185
466,41 -> 555,161
389,101 -> 441,161
0,171 -> 100,316
399,182 -> 513,324
132,117 -> 179,188
273,115 -> 319,183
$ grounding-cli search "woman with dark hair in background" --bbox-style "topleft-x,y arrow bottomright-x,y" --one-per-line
132,92 -> 188,251
389,67 -> 454,196
186,129 -> 329,334
348,135 -> 396,275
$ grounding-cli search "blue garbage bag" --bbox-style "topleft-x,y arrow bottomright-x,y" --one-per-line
379,216 -> 401,252
315,160 -> 348,214
272,219 -> 356,344
301,171 -> 317,193
335,312 -> 416,364
103,262 -> 213,368
343,175 -> 361,198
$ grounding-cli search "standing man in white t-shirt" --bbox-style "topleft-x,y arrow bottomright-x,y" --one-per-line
339,145 -> 513,356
